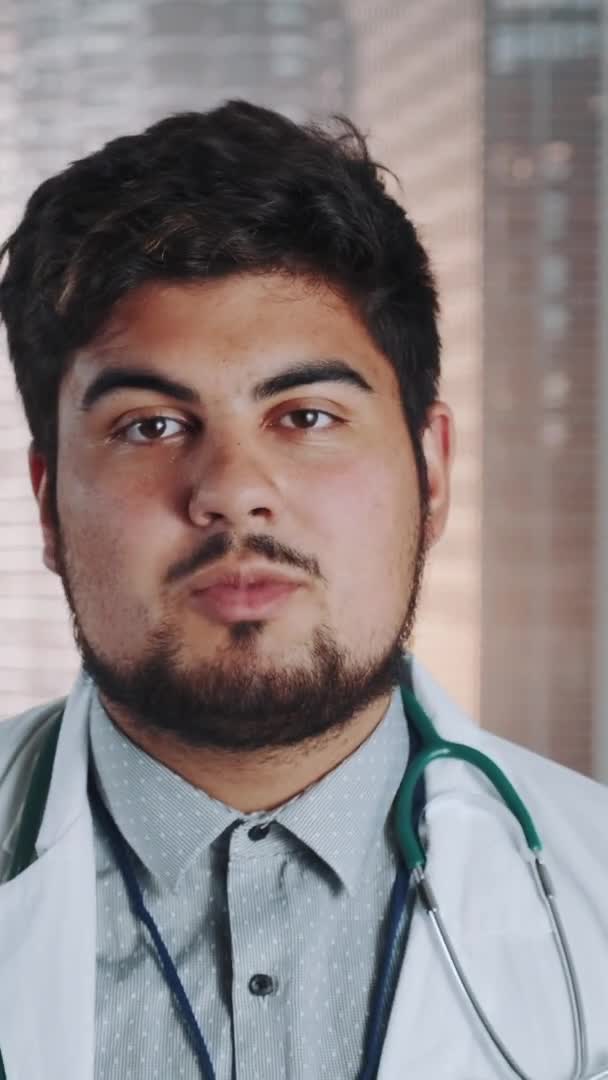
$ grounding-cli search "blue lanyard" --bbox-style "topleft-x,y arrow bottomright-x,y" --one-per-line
87,699 -> 425,1080
88,773 -> 216,1078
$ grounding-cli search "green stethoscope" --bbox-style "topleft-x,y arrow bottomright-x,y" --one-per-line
1,673 -> 606,1080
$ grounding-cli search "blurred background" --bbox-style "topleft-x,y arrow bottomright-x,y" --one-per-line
0,0 -> 606,782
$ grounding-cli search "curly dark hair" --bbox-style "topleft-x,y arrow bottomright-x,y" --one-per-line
0,99 -> 441,498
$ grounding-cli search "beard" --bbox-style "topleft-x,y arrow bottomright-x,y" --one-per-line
55,512 -> 428,753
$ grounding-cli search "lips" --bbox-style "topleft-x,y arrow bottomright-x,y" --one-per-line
184,559 -> 305,622
189,579 -> 301,622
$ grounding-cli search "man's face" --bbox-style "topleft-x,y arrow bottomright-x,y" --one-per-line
31,273 -> 451,750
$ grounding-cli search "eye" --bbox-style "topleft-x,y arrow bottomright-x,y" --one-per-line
115,416 -> 190,444
278,409 -> 338,431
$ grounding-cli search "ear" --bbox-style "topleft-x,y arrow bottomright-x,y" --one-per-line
28,443 -> 61,576
420,402 -> 455,547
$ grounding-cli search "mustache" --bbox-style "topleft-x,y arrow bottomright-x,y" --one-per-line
166,532 -> 323,587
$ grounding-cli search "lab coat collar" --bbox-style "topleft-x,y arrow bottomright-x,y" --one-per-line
35,669 -> 95,855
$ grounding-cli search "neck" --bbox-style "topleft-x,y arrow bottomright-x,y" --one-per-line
99,692 -> 394,812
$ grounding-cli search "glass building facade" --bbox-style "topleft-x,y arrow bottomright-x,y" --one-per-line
482,0 -> 603,774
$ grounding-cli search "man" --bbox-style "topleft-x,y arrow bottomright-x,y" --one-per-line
0,100 -> 607,1080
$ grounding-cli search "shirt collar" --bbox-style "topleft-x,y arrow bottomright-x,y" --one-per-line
89,697 -> 238,890
88,682 -> 408,895
273,688 -> 408,894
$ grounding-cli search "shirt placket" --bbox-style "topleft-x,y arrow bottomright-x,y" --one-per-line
227,822 -> 291,1080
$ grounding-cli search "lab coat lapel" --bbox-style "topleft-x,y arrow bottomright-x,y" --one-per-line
0,673 -> 96,1080
376,662 -> 583,1079
376,778 -> 578,1078
376,757 -> 489,1079
377,664 -> 481,1078
0,817 -> 96,1080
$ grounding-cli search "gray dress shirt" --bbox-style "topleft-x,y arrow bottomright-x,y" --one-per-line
89,684 -> 410,1079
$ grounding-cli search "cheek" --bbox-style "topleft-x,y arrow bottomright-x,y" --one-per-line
312,457 -> 417,604
57,478 -> 162,644
57,472 -> 155,592
60,451 -> 172,550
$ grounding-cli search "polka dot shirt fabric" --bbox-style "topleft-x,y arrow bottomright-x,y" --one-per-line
89,684 -> 410,1079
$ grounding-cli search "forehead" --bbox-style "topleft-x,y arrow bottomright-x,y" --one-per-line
65,273 -> 399,398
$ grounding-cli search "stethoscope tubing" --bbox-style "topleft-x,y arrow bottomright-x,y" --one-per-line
413,862 -> 592,1080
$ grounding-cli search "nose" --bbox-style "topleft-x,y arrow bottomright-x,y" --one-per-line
186,434 -> 281,530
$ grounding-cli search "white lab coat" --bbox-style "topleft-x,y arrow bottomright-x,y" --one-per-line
0,659 -> 607,1080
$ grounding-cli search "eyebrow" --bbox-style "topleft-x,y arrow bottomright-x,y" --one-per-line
79,357 -> 375,413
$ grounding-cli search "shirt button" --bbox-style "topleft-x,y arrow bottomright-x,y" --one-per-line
248,973 -> 275,996
248,823 -> 271,841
